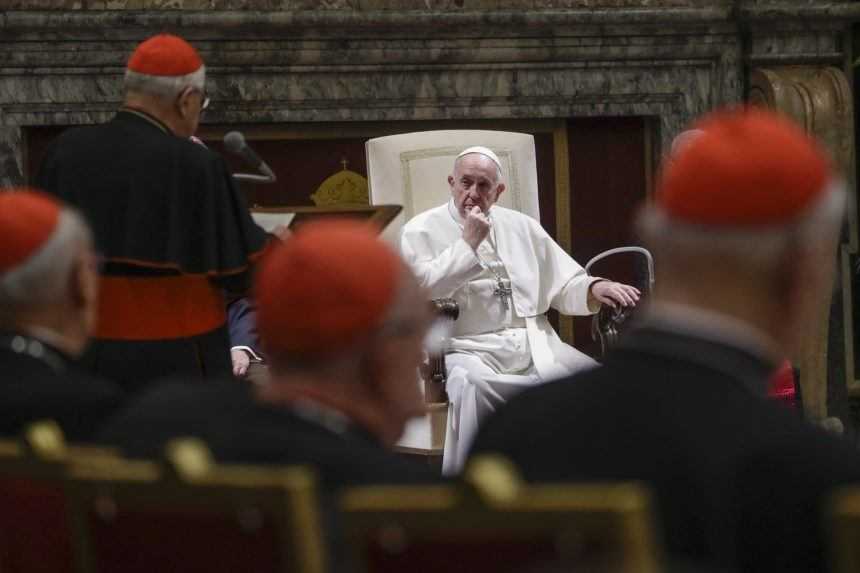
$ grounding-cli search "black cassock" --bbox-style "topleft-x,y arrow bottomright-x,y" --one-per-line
472,325 -> 860,573
37,109 -> 267,393
99,378 -> 438,490
0,332 -> 123,441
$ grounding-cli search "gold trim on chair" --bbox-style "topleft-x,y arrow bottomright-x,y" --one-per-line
340,454 -> 662,573
828,486 -> 860,573
66,438 -> 326,573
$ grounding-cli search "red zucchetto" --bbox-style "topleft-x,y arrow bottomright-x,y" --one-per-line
255,219 -> 401,357
658,107 -> 833,226
0,189 -> 61,274
126,34 -> 204,77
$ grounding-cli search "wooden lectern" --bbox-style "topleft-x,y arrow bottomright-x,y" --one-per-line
250,204 -> 401,234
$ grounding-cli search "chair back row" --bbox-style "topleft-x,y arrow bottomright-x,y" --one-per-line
0,423 -> 323,573
0,420 -> 715,573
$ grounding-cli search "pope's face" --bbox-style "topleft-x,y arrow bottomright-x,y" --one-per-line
449,153 -> 505,219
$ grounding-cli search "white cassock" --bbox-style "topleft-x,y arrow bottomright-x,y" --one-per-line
401,200 -> 601,474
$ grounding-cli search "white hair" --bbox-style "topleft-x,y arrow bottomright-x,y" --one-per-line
637,180 -> 847,270
0,208 -> 93,309
123,66 -> 206,100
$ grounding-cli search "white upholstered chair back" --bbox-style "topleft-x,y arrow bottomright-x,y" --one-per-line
366,130 -> 541,243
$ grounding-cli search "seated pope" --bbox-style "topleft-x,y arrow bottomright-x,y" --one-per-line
400,146 -> 640,474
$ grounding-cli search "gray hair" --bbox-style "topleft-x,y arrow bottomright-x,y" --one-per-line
0,208 -> 93,310
123,66 -> 206,100
637,180 -> 847,270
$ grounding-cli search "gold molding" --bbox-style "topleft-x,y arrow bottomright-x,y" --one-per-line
843,246 -> 857,398
643,116 -> 657,202
553,121 -> 575,346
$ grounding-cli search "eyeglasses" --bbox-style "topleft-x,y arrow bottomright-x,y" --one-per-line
197,90 -> 210,111
184,87 -> 210,111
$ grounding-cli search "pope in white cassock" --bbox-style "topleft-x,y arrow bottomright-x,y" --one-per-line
400,146 -> 641,474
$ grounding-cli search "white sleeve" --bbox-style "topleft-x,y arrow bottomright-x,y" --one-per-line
401,233 -> 484,299
542,229 -> 602,316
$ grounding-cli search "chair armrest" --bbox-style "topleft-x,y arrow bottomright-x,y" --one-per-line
431,298 -> 459,321
425,298 -> 459,402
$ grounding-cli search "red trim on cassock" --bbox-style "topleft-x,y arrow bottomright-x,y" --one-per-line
96,276 -> 225,340
103,247 -> 265,277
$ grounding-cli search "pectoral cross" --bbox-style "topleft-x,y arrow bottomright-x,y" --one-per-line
494,278 -> 513,310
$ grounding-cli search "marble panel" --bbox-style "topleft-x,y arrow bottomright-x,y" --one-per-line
4,0 -> 730,7
0,127 -> 24,187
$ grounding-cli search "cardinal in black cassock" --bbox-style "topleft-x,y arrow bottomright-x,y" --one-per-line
37,34 -> 267,393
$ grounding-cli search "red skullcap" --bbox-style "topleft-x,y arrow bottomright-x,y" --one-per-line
127,34 -> 204,77
255,219 -> 401,357
0,189 -> 61,274
658,108 -> 832,226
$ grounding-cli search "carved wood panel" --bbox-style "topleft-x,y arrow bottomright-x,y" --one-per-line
749,65 -> 858,419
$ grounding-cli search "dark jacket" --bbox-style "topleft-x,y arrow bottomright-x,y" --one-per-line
99,378 -> 436,490
471,323 -> 860,572
0,333 -> 123,442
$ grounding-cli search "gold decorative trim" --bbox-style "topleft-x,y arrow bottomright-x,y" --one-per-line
310,167 -> 369,207
843,246 -> 858,397
340,455 -> 661,573
553,122 -> 575,345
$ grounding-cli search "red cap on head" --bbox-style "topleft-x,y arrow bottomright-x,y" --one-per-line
0,189 -> 62,274
256,219 -> 401,357
657,108 -> 832,226
127,34 -> 204,77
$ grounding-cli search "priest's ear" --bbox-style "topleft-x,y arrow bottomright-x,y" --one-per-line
175,87 -> 196,119
68,248 -> 100,335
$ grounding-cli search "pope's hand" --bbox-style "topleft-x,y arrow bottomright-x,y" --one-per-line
590,280 -> 641,309
463,206 -> 491,251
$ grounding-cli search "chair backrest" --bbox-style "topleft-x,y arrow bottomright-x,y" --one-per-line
366,130 -> 540,243
65,438 -> 326,573
340,455 -> 661,573
828,486 -> 860,573
0,421 -> 117,573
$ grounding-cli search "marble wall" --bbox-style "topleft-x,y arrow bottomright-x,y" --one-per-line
2,3 -> 857,187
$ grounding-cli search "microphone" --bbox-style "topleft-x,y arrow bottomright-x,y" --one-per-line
223,131 -> 276,183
